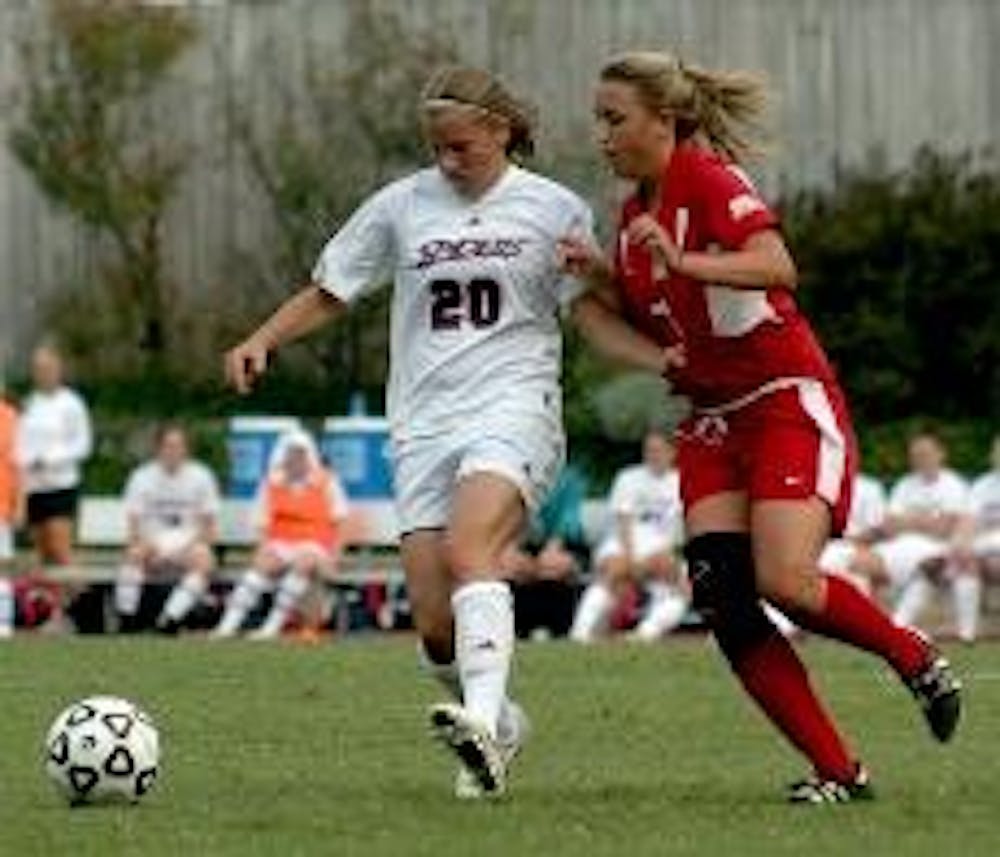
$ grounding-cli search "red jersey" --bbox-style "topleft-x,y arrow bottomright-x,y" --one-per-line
614,143 -> 835,407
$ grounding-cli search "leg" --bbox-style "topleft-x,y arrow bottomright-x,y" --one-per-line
115,544 -> 148,633
157,543 -> 215,632
213,546 -> 281,638
446,472 -> 525,738
569,551 -> 625,642
37,517 -> 74,566
753,499 -> 929,678
632,552 -> 689,641
686,493 -> 860,786
950,553 -> 982,644
253,552 -> 318,639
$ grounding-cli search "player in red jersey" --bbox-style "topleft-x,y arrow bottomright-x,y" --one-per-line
559,51 -> 961,803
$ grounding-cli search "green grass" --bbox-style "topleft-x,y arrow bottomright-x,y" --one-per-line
0,635 -> 996,857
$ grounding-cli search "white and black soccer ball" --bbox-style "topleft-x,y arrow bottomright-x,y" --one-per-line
44,696 -> 160,806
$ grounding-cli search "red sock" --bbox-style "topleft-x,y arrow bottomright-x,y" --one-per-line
789,574 -> 928,677
729,632 -> 856,783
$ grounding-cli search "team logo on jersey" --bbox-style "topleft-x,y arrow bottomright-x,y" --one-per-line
412,237 -> 530,270
728,193 -> 767,221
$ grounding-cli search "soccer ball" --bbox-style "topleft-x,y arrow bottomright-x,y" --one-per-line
44,696 -> 160,805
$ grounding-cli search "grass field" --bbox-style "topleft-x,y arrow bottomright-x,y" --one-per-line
1,634 -> 997,857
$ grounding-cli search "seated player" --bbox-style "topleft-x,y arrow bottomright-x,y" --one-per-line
951,435 -> 1000,639
115,424 -> 221,633
570,428 -> 688,643
875,430 -> 974,640
0,387 -> 19,639
212,429 -> 348,640
500,464 -> 589,639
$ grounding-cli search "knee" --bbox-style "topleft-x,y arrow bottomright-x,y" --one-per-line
445,535 -> 499,584
599,556 -> 630,590
188,544 -> 215,575
755,565 -> 823,613
292,555 -> 320,579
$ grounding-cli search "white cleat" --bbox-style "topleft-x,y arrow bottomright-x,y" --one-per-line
453,700 -> 530,800
246,626 -> 280,641
429,702 -> 506,798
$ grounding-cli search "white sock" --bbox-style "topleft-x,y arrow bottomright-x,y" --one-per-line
763,601 -> 798,637
160,572 -> 208,624
259,571 -> 310,636
0,578 -> 13,636
115,564 -> 144,616
953,574 -> 982,643
216,570 -> 270,636
893,575 -> 933,628
569,581 -> 614,642
420,645 -> 520,743
452,580 -> 514,739
634,582 -> 688,640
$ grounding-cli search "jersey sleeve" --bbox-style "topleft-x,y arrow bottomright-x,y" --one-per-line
122,468 -> 145,518
312,183 -> 399,303
697,160 -> 778,250
887,479 -> 912,516
327,471 -> 350,522
198,466 -> 222,518
608,470 -> 635,516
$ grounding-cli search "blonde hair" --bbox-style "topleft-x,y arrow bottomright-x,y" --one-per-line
421,65 -> 536,157
601,51 -> 771,163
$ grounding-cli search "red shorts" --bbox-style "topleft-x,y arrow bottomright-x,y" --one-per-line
676,379 -> 857,536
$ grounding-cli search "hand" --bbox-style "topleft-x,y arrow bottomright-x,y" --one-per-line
556,235 -> 611,281
662,344 -> 688,377
225,335 -> 271,394
626,214 -> 684,273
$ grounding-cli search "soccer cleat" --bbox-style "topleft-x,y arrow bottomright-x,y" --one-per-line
454,700 -> 530,799
429,703 -> 506,798
787,765 -> 875,805
905,652 -> 962,742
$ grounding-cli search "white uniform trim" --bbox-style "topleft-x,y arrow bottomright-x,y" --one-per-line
796,381 -> 846,506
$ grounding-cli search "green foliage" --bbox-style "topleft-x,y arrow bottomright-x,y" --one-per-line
785,149 -> 1000,424
9,0 -> 198,368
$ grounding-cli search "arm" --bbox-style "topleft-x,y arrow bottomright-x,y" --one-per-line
626,217 -> 797,291
569,292 -> 685,375
225,285 -> 346,394
43,394 -> 93,468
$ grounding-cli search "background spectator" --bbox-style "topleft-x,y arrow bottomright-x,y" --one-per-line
116,424 -> 221,633
16,343 -> 92,567
501,463 -> 589,639
213,429 -> 348,640
877,431 -> 975,641
953,435 -> 1000,623
571,429 -> 688,643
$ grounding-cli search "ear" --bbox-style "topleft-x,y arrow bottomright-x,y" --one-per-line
485,114 -> 513,150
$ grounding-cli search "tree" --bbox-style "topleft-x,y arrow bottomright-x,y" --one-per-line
9,0 -> 197,371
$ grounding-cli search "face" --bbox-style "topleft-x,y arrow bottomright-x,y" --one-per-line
425,108 -> 510,197
32,347 -> 63,391
157,430 -> 188,471
284,446 -> 311,480
643,432 -> 675,474
908,436 -> 945,476
594,79 -> 673,181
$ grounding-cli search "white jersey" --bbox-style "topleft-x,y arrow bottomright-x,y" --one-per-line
17,386 -> 92,494
607,465 -> 684,546
123,460 -> 221,542
312,165 -> 592,442
844,473 -> 887,539
969,471 -> 1000,532
887,468 -> 968,518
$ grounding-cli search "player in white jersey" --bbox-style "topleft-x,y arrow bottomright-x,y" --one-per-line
224,66 -> 670,798
571,429 -> 688,642
875,432 -> 973,640
115,424 -> 221,634
950,435 -> 1000,639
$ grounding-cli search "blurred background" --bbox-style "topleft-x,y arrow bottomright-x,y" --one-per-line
0,0 -> 998,489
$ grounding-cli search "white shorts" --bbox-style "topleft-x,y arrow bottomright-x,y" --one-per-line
873,533 -> 950,589
973,529 -> 1000,557
392,409 -> 564,534
818,539 -> 858,574
148,528 -> 198,561
262,539 -> 335,567
0,522 -> 12,562
594,526 -> 676,566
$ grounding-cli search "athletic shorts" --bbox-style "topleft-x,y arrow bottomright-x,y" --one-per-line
262,539 -> 336,567
26,487 -> 79,526
392,409 -> 564,535
973,529 -> 1000,557
874,533 -> 951,589
594,526 -> 677,566
676,379 -> 856,536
